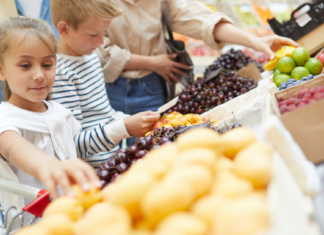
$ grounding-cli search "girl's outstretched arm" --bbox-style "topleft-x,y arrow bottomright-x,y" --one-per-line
0,131 -> 101,199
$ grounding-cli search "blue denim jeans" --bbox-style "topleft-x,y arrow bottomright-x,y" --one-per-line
106,73 -> 165,146
0,81 -> 4,102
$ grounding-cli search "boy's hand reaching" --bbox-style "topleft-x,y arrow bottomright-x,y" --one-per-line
124,111 -> 160,137
37,159 -> 101,199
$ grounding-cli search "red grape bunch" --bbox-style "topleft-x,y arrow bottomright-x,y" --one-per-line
97,125 -> 187,187
165,70 -> 257,115
204,48 -> 263,79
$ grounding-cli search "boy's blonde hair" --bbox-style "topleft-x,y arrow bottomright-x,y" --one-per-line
0,17 -> 57,101
51,0 -> 124,30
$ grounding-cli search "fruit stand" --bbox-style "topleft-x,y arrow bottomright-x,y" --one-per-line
3,1 -> 324,233
3,44 -> 322,235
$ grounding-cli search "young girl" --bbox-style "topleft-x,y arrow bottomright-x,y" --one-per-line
0,17 -> 101,211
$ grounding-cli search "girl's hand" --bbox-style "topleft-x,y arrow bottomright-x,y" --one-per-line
252,35 -> 299,60
124,111 -> 160,137
37,159 -> 101,199
0,131 -> 101,199
152,54 -> 189,85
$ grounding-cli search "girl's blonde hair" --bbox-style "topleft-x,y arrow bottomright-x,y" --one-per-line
0,17 -> 57,101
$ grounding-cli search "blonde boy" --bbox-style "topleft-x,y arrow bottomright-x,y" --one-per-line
51,0 -> 160,167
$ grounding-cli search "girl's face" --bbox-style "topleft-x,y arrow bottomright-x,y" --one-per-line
0,36 -> 55,110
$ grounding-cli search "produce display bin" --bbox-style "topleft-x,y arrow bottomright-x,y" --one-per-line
269,74 -> 324,164
268,1 -> 324,54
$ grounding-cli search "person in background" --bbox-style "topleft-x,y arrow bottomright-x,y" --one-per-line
14,0 -> 58,39
98,0 -> 298,146
0,80 -> 3,102
50,0 -> 160,168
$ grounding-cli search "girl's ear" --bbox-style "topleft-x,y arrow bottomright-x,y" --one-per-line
57,21 -> 70,38
0,67 -> 6,82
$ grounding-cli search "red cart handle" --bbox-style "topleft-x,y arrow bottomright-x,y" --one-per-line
22,190 -> 51,217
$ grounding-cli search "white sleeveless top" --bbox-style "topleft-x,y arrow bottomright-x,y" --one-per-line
0,100 -> 81,211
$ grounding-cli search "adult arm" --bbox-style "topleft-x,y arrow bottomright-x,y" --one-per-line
213,22 -> 298,59
168,0 -> 298,59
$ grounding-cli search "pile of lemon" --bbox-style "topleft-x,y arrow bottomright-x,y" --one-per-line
264,46 -> 323,87
17,127 -> 273,235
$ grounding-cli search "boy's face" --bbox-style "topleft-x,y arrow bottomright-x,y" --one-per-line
60,16 -> 110,56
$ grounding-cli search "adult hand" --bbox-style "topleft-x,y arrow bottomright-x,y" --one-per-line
124,111 -> 160,137
38,159 -> 101,199
152,54 -> 189,85
251,35 -> 299,60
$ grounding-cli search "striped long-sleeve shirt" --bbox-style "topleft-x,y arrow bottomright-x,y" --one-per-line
51,53 -> 130,167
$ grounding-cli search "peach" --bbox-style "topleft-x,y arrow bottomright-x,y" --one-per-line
184,114 -> 194,124
163,124 -> 173,129
171,119 -> 184,127
152,122 -> 163,131
162,119 -> 172,125
180,118 -> 188,125
193,115 -> 203,123
164,114 -> 176,120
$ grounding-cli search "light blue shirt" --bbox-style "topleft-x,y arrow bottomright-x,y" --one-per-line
0,0 -> 58,102
15,0 -> 58,39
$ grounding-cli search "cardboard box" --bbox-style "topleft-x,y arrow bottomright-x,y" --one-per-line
271,74 -> 324,163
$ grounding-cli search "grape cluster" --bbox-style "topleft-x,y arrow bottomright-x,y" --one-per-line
97,125 -> 187,187
204,49 -> 263,78
165,70 -> 257,115
97,123 -> 243,187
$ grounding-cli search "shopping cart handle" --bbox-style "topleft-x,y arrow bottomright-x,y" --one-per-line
22,190 -> 51,218
0,178 -> 41,199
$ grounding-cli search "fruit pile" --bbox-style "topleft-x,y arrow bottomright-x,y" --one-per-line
263,46 -> 296,71
264,46 -> 323,88
317,50 -> 324,65
278,85 -> 324,114
17,128 -> 272,235
97,112 -> 214,186
150,112 -> 210,132
165,70 -> 258,115
97,112 -> 242,186
204,48 -> 263,78
279,75 -> 315,91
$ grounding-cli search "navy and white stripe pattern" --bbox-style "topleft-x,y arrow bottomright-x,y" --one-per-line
52,53 -> 120,167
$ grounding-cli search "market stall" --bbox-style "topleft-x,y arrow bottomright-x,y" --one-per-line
1,0 -> 324,235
